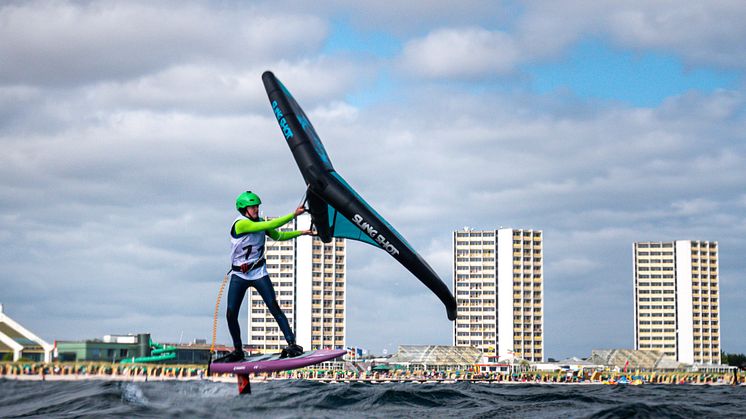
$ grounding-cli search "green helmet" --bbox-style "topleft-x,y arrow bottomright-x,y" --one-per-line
236,191 -> 261,213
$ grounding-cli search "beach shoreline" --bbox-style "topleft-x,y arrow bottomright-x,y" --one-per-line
3,375 -> 740,386
1,362 -> 742,386
2,372 -> 742,386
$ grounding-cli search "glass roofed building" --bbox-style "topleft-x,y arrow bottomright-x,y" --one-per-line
386,345 -> 483,371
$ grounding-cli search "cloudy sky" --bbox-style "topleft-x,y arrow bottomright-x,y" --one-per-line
1,0 -> 745,359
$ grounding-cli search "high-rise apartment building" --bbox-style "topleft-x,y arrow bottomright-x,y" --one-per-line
453,228 -> 544,362
247,214 -> 346,353
633,240 -> 720,364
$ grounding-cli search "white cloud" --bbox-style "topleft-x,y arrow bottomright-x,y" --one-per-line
264,0 -> 507,34
738,195 -> 746,207
603,1 -> 746,68
671,198 -> 719,216
66,58 -> 369,116
0,1 -> 328,86
393,1 -> 746,81
399,27 -> 519,78
311,101 -> 359,122
548,257 -> 599,277
526,0 -> 746,69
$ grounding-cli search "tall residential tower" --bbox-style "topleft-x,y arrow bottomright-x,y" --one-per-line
453,228 -> 544,362
247,214 -> 346,353
633,240 -> 720,364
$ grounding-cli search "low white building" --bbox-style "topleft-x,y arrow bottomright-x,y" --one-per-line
532,357 -> 604,372
0,304 -> 53,362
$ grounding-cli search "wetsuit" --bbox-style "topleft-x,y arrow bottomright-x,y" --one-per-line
227,212 -> 302,352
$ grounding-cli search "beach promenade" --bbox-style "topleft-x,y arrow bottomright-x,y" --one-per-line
1,362 -> 742,386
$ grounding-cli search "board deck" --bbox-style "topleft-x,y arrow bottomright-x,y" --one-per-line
209,349 -> 346,395
209,349 -> 346,376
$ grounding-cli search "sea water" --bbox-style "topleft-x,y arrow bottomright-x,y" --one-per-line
1,379 -> 745,418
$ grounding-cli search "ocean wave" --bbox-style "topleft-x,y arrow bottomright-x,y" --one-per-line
1,378 -> 744,418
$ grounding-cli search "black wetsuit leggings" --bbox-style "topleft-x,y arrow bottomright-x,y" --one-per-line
226,274 -> 295,351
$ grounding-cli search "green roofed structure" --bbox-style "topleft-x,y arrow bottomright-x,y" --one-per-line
55,333 -> 220,364
0,304 -> 53,362
55,334 -> 145,363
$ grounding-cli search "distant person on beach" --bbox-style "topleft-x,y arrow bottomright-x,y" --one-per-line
216,191 -> 314,363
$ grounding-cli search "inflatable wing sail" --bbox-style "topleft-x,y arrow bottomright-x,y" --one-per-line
262,71 -> 457,321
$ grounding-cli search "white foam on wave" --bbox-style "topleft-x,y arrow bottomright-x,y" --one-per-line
121,382 -> 149,406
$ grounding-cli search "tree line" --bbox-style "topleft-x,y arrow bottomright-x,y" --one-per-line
722,352 -> 746,369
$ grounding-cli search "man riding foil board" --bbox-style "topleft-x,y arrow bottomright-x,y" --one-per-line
215,191 -> 314,363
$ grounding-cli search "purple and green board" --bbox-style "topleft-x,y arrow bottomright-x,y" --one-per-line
209,349 -> 346,394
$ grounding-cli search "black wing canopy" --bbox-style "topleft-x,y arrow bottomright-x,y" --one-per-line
262,71 -> 457,321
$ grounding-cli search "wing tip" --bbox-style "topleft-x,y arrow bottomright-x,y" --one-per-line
447,307 -> 457,321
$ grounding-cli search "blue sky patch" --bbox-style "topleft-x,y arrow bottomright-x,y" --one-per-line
323,19 -> 401,58
526,39 -> 739,107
